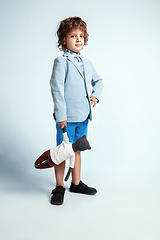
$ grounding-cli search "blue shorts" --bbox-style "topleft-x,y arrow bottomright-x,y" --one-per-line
56,118 -> 89,145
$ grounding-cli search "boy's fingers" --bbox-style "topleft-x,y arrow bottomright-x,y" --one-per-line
90,97 -> 97,107
90,96 -> 94,104
57,121 -> 67,129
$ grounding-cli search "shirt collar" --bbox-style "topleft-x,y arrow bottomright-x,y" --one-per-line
66,49 -> 82,58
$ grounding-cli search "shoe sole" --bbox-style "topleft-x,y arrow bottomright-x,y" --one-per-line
69,190 -> 97,195
51,201 -> 63,205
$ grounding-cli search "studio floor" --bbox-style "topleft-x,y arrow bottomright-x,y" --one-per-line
1,169 -> 160,240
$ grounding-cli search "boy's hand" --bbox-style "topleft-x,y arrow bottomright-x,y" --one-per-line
57,121 -> 67,129
90,96 -> 98,107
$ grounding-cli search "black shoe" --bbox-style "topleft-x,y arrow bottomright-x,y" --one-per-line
69,181 -> 97,195
51,186 -> 65,205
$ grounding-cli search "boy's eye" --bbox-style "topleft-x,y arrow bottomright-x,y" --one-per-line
69,34 -> 84,38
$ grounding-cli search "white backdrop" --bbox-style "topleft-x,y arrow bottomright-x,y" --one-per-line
0,0 -> 160,239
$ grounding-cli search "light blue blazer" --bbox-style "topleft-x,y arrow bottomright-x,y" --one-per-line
50,51 -> 103,123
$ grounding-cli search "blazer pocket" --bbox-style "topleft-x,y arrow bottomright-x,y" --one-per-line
64,97 -> 75,119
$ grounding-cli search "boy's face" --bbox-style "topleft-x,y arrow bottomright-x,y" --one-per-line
65,27 -> 84,54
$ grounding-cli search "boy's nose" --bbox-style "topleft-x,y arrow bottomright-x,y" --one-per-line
76,36 -> 81,42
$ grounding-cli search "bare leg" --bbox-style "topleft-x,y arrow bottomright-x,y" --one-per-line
72,151 -> 81,185
54,161 -> 65,187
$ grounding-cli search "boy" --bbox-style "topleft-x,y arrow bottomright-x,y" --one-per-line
50,17 -> 103,205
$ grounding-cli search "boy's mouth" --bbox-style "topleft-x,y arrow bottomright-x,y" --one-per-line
75,44 -> 82,47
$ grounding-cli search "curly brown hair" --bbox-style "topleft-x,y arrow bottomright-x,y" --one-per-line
57,16 -> 89,52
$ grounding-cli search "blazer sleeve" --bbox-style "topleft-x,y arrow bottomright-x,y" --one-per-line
90,62 -> 103,102
50,56 -> 67,122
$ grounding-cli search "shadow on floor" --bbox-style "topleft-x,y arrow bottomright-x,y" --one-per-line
0,137 -> 55,194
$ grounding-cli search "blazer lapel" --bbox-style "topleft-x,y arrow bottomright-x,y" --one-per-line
81,56 -> 87,81
63,51 -> 84,79
63,52 -> 89,98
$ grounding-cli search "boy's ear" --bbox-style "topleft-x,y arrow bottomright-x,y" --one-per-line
63,38 -> 66,45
